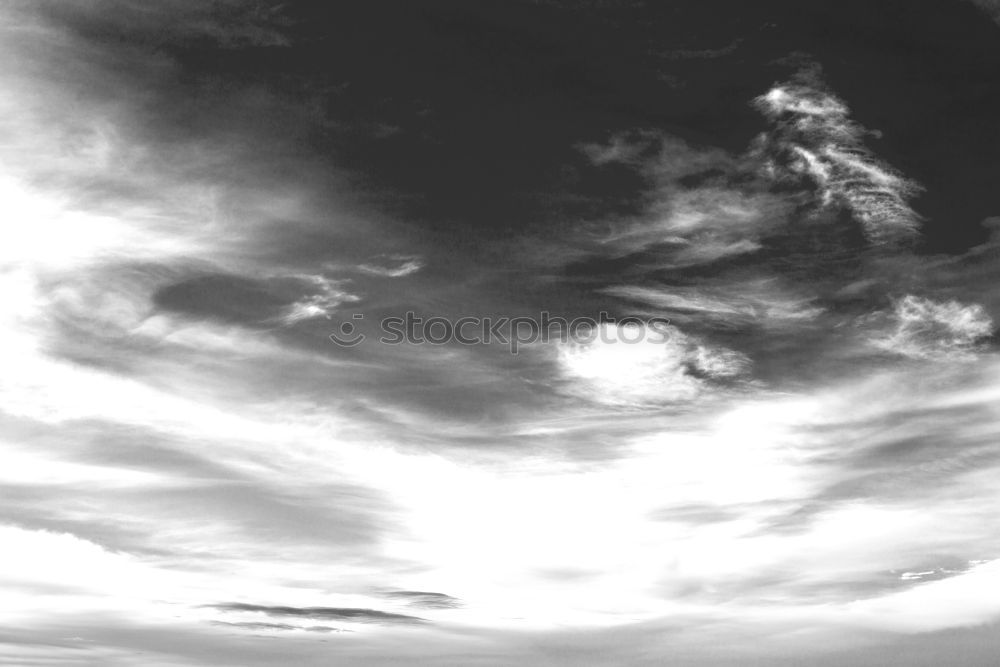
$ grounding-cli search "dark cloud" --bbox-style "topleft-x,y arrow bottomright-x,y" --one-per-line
210,603 -> 426,624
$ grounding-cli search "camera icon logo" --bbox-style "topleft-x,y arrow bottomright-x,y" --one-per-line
329,314 -> 366,347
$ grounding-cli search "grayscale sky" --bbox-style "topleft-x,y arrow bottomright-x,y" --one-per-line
2,1 -> 1000,665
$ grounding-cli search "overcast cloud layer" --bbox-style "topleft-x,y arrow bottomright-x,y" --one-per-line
2,1 -> 1000,665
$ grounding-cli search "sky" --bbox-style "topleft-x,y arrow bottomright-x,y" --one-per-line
2,1 -> 1000,665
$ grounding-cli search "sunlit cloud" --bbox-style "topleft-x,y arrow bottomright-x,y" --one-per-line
751,69 -> 923,243
867,295 -> 994,359
554,321 -> 748,406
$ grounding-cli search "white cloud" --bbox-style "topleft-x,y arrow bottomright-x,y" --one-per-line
605,282 -> 824,327
557,323 -> 699,405
278,274 -> 360,324
356,255 -> 424,278
869,295 -> 993,358
753,75 -> 923,242
555,322 -> 747,406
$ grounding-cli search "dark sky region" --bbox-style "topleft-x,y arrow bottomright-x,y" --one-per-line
2,1 -> 1000,665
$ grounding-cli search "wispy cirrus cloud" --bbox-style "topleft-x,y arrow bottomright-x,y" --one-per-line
357,255 -> 425,278
751,67 -> 923,244
865,295 -> 993,359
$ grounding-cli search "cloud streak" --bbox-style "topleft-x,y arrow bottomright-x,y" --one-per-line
209,603 -> 426,625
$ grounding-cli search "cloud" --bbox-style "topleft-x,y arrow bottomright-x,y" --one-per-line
604,283 -> 824,329
209,603 -> 426,625
380,591 -> 463,609
357,255 -> 424,278
554,321 -> 749,407
574,65 -> 923,271
151,272 -> 359,327
3,1 -> 1000,664
657,38 -> 744,61
210,621 -> 345,633
279,274 -> 361,325
866,295 -> 993,359
549,65 -> 1000,410
897,564 -> 971,583
575,134 -> 783,268
968,0 -> 1000,24
751,68 -> 923,243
